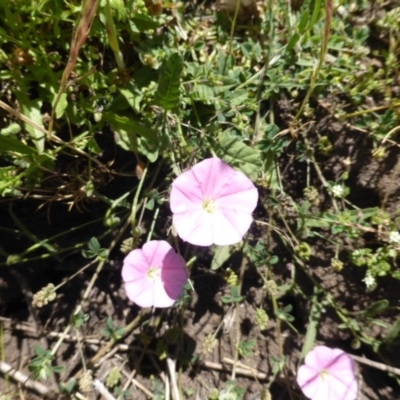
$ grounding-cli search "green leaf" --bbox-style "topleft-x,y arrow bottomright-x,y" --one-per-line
309,0 -> 323,27
218,132 -> 262,180
364,300 -> 389,319
130,13 -> 160,31
21,101 -> 45,153
191,84 -> 215,102
286,32 -> 301,52
104,113 -> 159,162
34,345 -> 46,357
0,166 -> 23,197
71,311 -> 89,328
230,89 -> 248,106
109,0 -> 127,21
52,365 -> 65,374
155,53 -> 183,110
59,379 -> 76,395
0,134 -> 37,156
211,245 -> 231,270
118,82 -> 142,113
237,339 -> 256,356
55,93 -> 68,119
88,237 -> 101,251
1,122 -> 21,135
384,318 -> 400,344
106,316 -> 114,330
230,286 -> 243,303
145,198 -> 155,210
298,9 -> 310,33
392,270 -> 400,280
300,290 -> 322,360
268,255 -> 279,265
87,137 -> 102,155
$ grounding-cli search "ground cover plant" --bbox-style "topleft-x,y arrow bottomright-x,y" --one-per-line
1,0 -> 400,399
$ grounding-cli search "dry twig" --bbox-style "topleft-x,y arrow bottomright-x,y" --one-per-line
203,359 -> 267,380
0,361 -> 58,399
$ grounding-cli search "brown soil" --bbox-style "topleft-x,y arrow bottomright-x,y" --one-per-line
1,107 -> 400,400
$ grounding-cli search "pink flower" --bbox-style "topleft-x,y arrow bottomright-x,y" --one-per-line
297,346 -> 358,400
170,157 -> 258,246
121,240 -> 188,308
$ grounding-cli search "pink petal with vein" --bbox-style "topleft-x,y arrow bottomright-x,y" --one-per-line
297,346 -> 358,400
122,240 -> 188,308
170,157 -> 258,246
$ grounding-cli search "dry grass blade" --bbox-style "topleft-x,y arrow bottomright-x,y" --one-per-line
48,0 -> 99,138
61,0 -> 99,89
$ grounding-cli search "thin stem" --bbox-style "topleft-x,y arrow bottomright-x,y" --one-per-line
228,0 -> 241,57
231,247 -> 247,380
131,164 -> 148,233
146,206 -> 160,242
104,0 -> 125,72
294,0 -> 332,121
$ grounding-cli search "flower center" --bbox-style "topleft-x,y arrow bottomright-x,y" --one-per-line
146,266 -> 160,281
202,198 -> 217,214
320,369 -> 330,380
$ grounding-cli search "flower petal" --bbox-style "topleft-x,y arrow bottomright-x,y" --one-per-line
170,157 -> 258,246
213,209 -> 254,245
297,346 -> 358,400
172,207 -> 254,246
122,240 -> 188,308
304,345 -> 335,369
216,180 -> 258,213
190,158 -> 237,198
124,277 -> 153,307
172,209 -> 214,246
142,240 -> 174,268
326,349 -> 356,375
328,373 -> 358,400
296,364 -> 321,394
122,249 -> 149,282
161,249 -> 188,299
170,172 -> 203,214
151,279 -> 177,308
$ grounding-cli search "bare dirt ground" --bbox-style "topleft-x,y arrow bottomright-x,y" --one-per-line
1,108 -> 400,399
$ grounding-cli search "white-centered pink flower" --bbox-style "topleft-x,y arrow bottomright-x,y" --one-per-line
297,346 -> 358,400
121,240 -> 188,308
170,157 -> 258,246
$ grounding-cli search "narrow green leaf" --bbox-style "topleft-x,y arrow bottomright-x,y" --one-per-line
364,300 -> 389,319
55,93 -> 68,119
286,32 -> 300,52
155,53 -> 183,110
0,134 -> 37,156
21,101 -> 45,153
300,290 -> 322,360
52,366 -> 65,374
298,9 -> 310,33
309,0 -> 323,27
